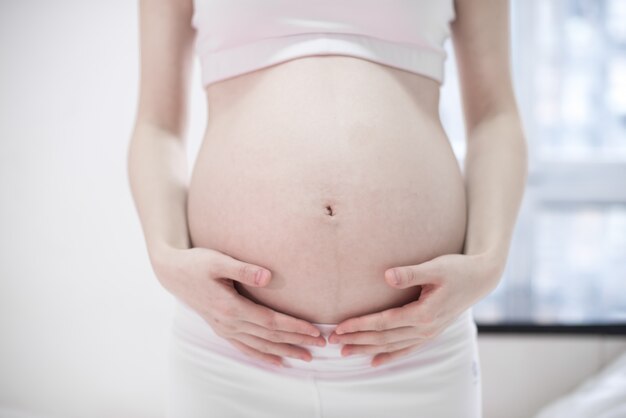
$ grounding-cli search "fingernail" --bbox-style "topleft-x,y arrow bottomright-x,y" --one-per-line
392,269 -> 401,286
255,269 -> 267,285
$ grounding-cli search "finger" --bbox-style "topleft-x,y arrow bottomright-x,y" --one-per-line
238,320 -> 326,347
371,344 -> 421,367
334,306 -> 404,335
329,326 -> 416,346
386,257 -> 446,289
210,252 -> 272,287
342,336 -> 425,357
225,337 -> 284,367
235,295 -> 322,337
234,332 -> 314,362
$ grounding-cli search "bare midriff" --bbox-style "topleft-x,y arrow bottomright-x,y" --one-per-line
187,56 -> 467,324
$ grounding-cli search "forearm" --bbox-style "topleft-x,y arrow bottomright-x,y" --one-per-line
462,110 -> 529,275
127,123 -> 191,263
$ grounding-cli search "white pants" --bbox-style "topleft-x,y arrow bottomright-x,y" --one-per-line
166,300 -> 482,417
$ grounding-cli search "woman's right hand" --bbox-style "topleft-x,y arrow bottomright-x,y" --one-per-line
150,245 -> 326,367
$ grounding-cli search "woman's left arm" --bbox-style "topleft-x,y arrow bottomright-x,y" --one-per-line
453,0 -> 529,280
329,0 -> 529,367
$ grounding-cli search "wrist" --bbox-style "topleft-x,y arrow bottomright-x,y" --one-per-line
147,242 -> 187,295
148,241 -> 183,270
465,241 -> 509,268
469,249 -> 508,293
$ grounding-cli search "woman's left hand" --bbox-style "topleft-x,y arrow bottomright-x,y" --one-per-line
328,252 -> 504,367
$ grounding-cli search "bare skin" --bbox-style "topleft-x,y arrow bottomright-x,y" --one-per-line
128,0 -> 528,367
189,56 -> 467,325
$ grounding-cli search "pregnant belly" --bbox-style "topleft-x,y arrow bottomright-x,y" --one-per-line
187,57 -> 467,324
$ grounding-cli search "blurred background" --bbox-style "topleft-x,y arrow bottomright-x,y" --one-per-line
1,0 -> 624,417
443,0 -> 626,327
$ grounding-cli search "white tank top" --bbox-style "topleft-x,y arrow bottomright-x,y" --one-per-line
191,0 -> 456,88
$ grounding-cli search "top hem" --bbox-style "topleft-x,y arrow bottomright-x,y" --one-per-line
196,32 -> 447,88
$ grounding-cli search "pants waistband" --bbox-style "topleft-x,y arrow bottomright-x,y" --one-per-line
171,298 -> 475,380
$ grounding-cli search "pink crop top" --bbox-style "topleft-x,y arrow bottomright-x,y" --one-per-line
191,0 -> 457,88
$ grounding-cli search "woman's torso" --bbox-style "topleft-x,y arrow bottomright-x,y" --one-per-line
187,56 -> 466,324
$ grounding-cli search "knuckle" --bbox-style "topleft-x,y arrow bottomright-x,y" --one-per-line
377,310 -> 394,330
264,313 -> 279,330
375,332 -> 388,345
385,308 -> 399,322
263,342 -> 280,356
391,342 -> 404,352
338,334 -> 351,344
239,263 -> 255,283
384,342 -> 400,352
405,268 -> 416,284
375,315 -> 385,331
267,331 -> 283,342
258,342 -> 270,354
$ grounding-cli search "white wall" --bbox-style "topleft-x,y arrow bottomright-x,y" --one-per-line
1,1 -> 624,418
479,335 -> 626,418
0,1 -> 204,416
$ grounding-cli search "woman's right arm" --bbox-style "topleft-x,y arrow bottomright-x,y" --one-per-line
127,0 -> 193,263
127,0 -> 325,367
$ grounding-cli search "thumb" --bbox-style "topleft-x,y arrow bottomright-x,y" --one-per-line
385,257 -> 445,289
215,253 -> 272,287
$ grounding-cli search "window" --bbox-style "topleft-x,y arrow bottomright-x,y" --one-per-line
440,0 -> 626,325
